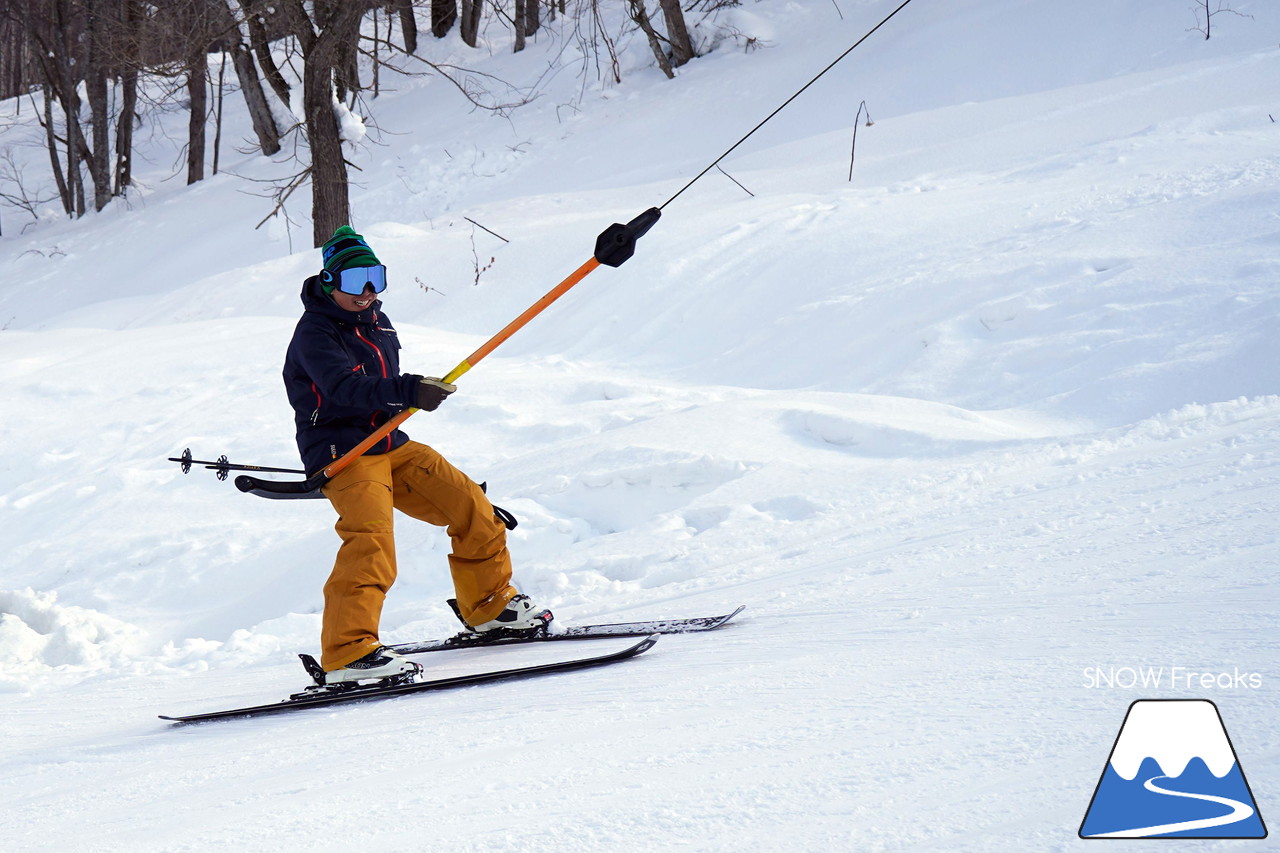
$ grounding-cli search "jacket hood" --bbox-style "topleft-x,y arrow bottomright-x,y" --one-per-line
300,274 -> 382,325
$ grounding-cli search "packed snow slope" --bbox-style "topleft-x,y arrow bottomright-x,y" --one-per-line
1,0 -> 1278,850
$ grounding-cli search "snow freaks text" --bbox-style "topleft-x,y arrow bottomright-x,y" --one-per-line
1082,667 -> 1263,690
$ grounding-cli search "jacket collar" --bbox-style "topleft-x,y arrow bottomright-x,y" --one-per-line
300,275 -> 381,325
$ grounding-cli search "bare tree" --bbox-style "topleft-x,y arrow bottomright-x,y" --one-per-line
242,1 -> 292,106
185,35 -> 209,183
113,0 -> 143,195
210,0 -> 281,156
0,3 -> 35,100
459,0 -> 482,47
525,0 -> 540,38
627,0 -> 674,79
431,0 -> 457,39
513,0 -> 527,52
82,4 -> 114,209
38,81 -> 77,216
0,149 -> 57,226
26,0 -> 90,216
391,0 -> 418,53
137,0 -> 219,185
3,0 -> 735,236
627,0 -> 696,78
657,0 -> 694,68
275,0 -> 372,246
1188,0 -> 1253,39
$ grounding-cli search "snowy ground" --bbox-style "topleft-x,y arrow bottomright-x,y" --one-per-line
1,1 -> 1278,850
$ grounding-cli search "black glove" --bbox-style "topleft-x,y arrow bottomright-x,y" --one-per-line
415,377 -> 457,411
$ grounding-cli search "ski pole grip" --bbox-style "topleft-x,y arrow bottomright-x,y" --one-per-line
594,207 -> 661,268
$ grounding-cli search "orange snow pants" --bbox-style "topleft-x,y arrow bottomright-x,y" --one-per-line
319,440 -> 517,671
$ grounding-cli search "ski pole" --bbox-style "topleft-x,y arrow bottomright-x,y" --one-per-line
237,208 -> 660,500
168,448 -> 305,480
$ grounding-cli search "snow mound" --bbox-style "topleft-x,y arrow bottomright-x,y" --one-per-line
0,588 -> 149,686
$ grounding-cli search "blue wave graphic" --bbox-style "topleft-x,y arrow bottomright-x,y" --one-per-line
1081,757 -> 1266,838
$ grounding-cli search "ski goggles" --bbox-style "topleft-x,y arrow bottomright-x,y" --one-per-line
334,264 -> 388,295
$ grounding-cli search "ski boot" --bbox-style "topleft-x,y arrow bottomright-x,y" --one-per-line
449,594 -> 555,640
293,646 -> 421,698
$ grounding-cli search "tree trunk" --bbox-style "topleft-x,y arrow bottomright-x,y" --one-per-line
67,111 -> 85,218
394,0 -> 419,52
301,4 -> 367,246
305,62 -> 348,245
657,0 -> 694,68
82,2 -> 119,212
329,4 -> 361,104
187,56 -> 207,184
627,0 -> 673,79
0,13 -> 21,101
212,0 -> 281,155
244,4 -> 292,107
113,0 -> 142,197
525,0 -> 540,38
459,0 -> 481,47
41,85 -> 73,216
213,52 -> 226,175
50,0 -> 87,215
371,7 -> 381,96
231,41 -> 281,154
431,0 -> 456,38
115,67 -> 138,195
84,68 -> 113,210
513,0 -> 526,52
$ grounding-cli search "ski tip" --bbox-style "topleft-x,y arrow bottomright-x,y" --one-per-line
633,634 -> 661,654
705,605 -> 746,629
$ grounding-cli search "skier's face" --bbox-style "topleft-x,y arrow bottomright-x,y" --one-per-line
332,283 -> 378,313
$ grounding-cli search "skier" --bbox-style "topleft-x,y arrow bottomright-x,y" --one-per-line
283,226 -> 552,684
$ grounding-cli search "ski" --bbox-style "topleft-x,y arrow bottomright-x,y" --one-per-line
389,605 -> 745,655
160,634 -> 658,724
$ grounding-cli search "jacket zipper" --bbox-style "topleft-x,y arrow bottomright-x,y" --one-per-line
309,382 -> 322,424
354,327 -> 388,378
353,326 -> 394,451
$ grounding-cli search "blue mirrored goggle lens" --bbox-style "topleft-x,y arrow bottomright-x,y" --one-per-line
335,264 -> 387,295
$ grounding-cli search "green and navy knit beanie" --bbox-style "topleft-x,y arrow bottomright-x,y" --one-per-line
320,226 -> 380,293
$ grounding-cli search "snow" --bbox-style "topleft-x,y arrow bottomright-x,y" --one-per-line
336,98 -> 369,145
1,0 -> 1278,849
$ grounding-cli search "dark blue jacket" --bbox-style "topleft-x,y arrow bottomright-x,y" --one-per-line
283,276 -> 421,475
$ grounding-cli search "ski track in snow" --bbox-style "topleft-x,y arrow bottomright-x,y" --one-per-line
2,0 -> 1279,850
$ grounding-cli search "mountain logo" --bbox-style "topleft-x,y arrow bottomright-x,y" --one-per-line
1080,699 -> 1267,839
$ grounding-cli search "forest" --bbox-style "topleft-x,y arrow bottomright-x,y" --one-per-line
0,0 -> 708,244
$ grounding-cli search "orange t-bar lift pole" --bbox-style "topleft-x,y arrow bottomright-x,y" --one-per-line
239,208 -> 660,499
